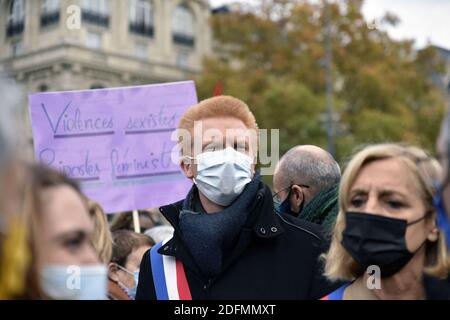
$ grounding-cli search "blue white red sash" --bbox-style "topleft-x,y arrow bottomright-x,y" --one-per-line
320,283 -> 351,300
150,239 -> 192,300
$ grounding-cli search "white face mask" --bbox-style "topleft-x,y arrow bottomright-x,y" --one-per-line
41,264 -> 107,300
192,147 -> 253,206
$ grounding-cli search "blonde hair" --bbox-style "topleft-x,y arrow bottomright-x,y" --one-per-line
323,143 -> 450,281
177,95 -> 259,156
88,200 -> 113,264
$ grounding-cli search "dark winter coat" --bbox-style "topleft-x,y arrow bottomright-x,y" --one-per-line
136,182 -> 338,300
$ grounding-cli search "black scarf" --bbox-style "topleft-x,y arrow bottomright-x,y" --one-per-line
179,174 -> 261,277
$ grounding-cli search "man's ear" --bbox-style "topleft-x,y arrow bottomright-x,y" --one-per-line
291,185 -> 304,209
180,159 -> 195,179
108,263 -> 119,282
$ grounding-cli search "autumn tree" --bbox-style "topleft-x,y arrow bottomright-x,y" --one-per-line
197,0 -> 446,166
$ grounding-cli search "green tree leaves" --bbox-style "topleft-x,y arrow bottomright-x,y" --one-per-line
197,0 -> 446,163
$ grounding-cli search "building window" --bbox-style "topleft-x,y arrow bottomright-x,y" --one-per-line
176,51 -> 189,68
135,43 -> 148,60
7,0 -> 25,38
129,0 -> 153,37
40,0 -> 60,28
86,31 -> 102,49
11,40 -> 24,56
81,0 -> 109,27
172,4 -> 195,47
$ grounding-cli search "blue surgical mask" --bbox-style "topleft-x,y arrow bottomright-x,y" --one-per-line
116,264 -> 139,300
123,271 -> 140,300
41,264 -> 107,300
273,185 -> 305,217
129,271 -> 139,299
192,147 -> 253,206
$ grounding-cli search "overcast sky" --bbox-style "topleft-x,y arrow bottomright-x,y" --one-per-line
209,0 -> 450,49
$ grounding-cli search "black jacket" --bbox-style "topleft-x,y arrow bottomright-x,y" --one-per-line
424,274 -> 450,300
136,183 -> 338,300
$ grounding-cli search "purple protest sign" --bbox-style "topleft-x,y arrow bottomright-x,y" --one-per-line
29,81 -> 196,213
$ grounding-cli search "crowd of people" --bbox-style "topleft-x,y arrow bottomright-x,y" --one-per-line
0,74 -> 450,300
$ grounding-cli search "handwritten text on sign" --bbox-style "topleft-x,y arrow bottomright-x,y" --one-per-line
29,81 -> 196,213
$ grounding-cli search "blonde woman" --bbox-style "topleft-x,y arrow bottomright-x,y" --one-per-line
24,164 -> 107,299
88,200 -> 113,264
322,144 -> 450,300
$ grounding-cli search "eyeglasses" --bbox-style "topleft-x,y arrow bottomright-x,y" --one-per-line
272,184 -> 310,204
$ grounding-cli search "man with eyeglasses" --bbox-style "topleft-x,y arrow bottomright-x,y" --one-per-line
136,96 -> 339,300
273,145 -> 341,230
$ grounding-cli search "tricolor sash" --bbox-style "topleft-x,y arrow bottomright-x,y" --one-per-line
320,282 -> 350,300
150,239 -> 192,300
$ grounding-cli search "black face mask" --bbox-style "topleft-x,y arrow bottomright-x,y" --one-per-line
279,187 -> 305,217
275,185 -> 306,218
341,211 -> 428,278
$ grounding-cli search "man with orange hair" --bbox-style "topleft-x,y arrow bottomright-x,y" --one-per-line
136,96 -> 336,300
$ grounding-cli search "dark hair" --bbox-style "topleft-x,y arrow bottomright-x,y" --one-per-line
29,164 -> 82,194
110,230 -> 154,267
110,210 -> 161,233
